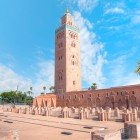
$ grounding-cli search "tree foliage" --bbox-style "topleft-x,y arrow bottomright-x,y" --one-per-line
49,86 -> 55,93
0,91 -> 33,105
135,61 -> 140,75
90,83 -> 97,90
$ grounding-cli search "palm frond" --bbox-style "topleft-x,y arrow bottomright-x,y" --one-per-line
135,61 -> 140,75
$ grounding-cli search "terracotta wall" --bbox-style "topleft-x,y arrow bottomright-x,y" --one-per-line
33,84 -> 140,109
33,94 -> 57,108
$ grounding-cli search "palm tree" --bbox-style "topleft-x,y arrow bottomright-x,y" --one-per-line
30,87 -> 33,91
49,86 -> 55,93
43,86 -> 46,93
90,83 -> 97,90
135,61 -> 140,75
27,91 -> 31,96
30,87 -> 33,97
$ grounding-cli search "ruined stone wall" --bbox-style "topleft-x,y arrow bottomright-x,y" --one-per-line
33,84 -> 140,108
33,94 -> 57,108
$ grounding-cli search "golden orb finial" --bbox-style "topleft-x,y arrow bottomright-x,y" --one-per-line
66,7 -> 69,14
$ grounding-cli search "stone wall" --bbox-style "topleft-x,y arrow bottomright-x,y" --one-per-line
33,94 -> 57,108
91,130 -> 121,140
33,84 -> 140,108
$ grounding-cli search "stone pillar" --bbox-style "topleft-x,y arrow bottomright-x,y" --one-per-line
98,109 -> 109,121
92,108 -> 95,115
41,109 -> 46,116
79,110 -> 84,120
29,107 -> 32,114
31,109 -> 35,115
45,109 -> 50,116
35,109 -> 39,115
26,108 -> 30,114
106,107 -> 111,120
62,110 -> 67,118
12,107 -> 17,113
22,108 -> 26,114
95,108 -> 100,116
133,113 -> 138,121
38,107 -> 42,115
84,110 -> 89,119
98,112 -> 104,121
114,107 -> 120,118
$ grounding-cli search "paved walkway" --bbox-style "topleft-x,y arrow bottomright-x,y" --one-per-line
0,112 -> 123,140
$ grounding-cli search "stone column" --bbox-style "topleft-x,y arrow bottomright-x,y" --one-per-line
35,109 -> 39,115
79,110 -> 84,120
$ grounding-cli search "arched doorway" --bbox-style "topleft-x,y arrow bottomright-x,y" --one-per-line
105,97 -> 111,108
65,99 -> 69,107
96,98 -> 101,107
131,95 -> 137,107
45,101 -> 48,107
126,98 -> 129,109
118,99 -> 123,109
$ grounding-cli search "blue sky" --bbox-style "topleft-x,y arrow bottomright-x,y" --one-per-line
0,0 -> 140,95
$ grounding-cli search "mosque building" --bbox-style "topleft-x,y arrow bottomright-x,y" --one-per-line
33,10 -> 140,109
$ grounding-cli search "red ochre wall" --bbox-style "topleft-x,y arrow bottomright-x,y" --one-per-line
33,84 -> 140,109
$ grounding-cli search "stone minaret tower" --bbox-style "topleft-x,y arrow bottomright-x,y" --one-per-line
55,10 -> 81,93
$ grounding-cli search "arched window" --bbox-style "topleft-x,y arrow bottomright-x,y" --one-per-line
71,55 -> 78,66
71,42 -> 76,47
72,61 -> 74,65
58,72 -> 63,81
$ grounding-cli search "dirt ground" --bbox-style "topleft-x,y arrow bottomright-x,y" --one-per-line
0,112 -> 123,140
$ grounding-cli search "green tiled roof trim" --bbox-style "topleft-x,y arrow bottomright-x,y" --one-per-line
55,25 -> 79,33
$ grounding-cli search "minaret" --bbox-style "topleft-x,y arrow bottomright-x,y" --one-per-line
55,10 -> 81,93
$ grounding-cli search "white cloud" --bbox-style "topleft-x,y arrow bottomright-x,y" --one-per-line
131,11 -> 140,24
0,60 -> 54,96
77,0 -> 99,12
0,64 -> 31,92
105,7 -> 125,15
61,0 -> 99,12
73,11 -> 107,88
106,53 -> 140,87
34,60 -> 54,94
108,54 -> 127,86
104,2 -> 125,15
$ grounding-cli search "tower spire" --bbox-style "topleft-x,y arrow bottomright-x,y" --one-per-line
66,8 -> 69,14
65,3 -> 69,14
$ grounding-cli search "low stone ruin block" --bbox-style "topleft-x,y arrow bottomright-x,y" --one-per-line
91,129 -> 121,140
124,122 -> 140,139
